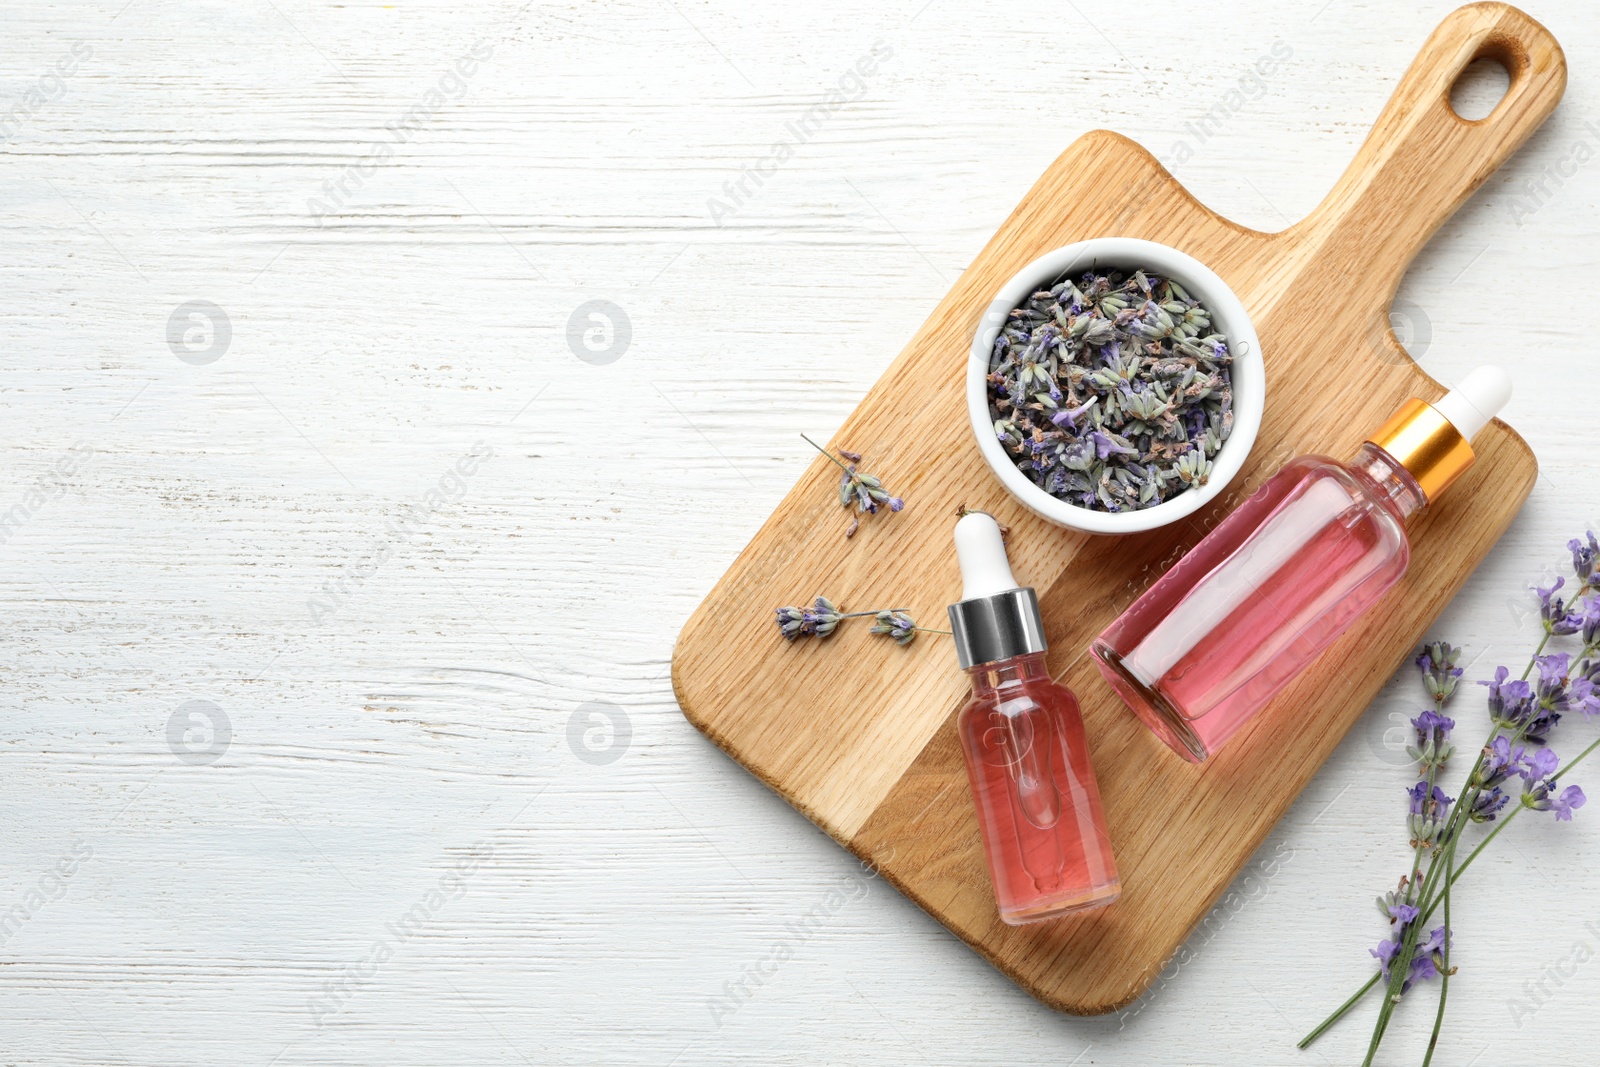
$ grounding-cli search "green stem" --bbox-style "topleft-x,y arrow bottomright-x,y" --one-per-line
1413,729 -> 1600,922
1308,722 -> 1490,1052
800,433 -> 853,474
1431,807 -> 1516,902
1421,841 -> 1456,1067
1558,731 -> 1600,777
1521,627 -> 1554,681
1362,768 -> 1458,1063
1297,973 -> 1381,1050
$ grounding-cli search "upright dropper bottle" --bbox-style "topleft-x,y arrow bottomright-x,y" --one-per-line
948,512 -> 1119,924
1093,366 -> 1513,763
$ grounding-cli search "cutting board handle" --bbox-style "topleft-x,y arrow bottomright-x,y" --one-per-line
1303,3 -> 1565,302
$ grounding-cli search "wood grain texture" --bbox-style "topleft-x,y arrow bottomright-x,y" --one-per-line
674,2 -> 1564,1014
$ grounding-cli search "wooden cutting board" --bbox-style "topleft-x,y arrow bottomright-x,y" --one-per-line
672,3 -> 1564,1015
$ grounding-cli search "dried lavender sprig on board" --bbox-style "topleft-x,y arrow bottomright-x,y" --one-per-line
801,434 -> 903,538
986,268 -> 1233,513
774,598 -> 948,646
869,609 -> 952,646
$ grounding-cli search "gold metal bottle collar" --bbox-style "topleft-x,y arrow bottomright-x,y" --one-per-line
1366,398 -> 1475,503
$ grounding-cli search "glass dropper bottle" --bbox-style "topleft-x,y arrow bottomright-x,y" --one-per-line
1093,366 -> 1513,763
948,512 -> 1119,923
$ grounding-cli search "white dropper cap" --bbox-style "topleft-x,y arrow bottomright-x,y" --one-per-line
954,512 -> 1019,601
949,512 -> 1046,669
1433,365 -> 1512,441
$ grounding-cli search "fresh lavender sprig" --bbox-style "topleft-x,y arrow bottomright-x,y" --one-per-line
1301,533 -> 1600,1065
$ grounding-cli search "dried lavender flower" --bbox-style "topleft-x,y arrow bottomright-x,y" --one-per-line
871,609 -> 919,646
775,604 -> 807,640
773,596 -> 842,641
985,267 -> 1233,513
802,434 -> 904,538
774,598 -> 946,647
868,609 -> 951,647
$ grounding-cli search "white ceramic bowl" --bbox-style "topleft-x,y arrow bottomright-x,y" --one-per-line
967,237 -> 1265,535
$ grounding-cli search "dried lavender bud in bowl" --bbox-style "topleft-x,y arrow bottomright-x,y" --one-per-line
966,237 -> 1265,536
987,268 -> 1232,513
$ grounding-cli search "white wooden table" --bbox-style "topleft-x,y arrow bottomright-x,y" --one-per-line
2,1 -> 1596,1063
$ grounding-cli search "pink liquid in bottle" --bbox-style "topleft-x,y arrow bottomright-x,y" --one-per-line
1093,443 -> 1422,762
948,512 -> 1118,923
958,652 -> 1119,923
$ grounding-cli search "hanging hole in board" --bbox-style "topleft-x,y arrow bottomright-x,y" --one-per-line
1449,56 -> 1511,121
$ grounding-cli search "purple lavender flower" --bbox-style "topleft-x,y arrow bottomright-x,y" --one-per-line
1406,781 -> 1436,811
1554,785 -> 1585,820
1551,784 -> 1586,821
870,609 -> 919,647
1409,709 -> 1455,768
1520,653 -> 1573,742
1410,925 -> 1451,985
1476,734 -> 1527,789
1412,710 -> 1454,740
1369,925 -> 1451,992
1537,577 -> 1585,635
1521,746 -> 1560,783
1523,778 -> 1586,821
1567,676 -> 1600,719
1375,879 -> 1420,927
1415,642 -> 1464,702
1088,430 -> 1137,460
1582,598 -> 1600,645
1481,666 -> 1537,729
1570,531 -> 1599,583
1535,653 -> 1571,694
1407,781 -> 1453,845
1049,397 -> 1097,431
1389,902 -> 1419,924
1466,786 -> 1508,823
1525,709 -> 1562,745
